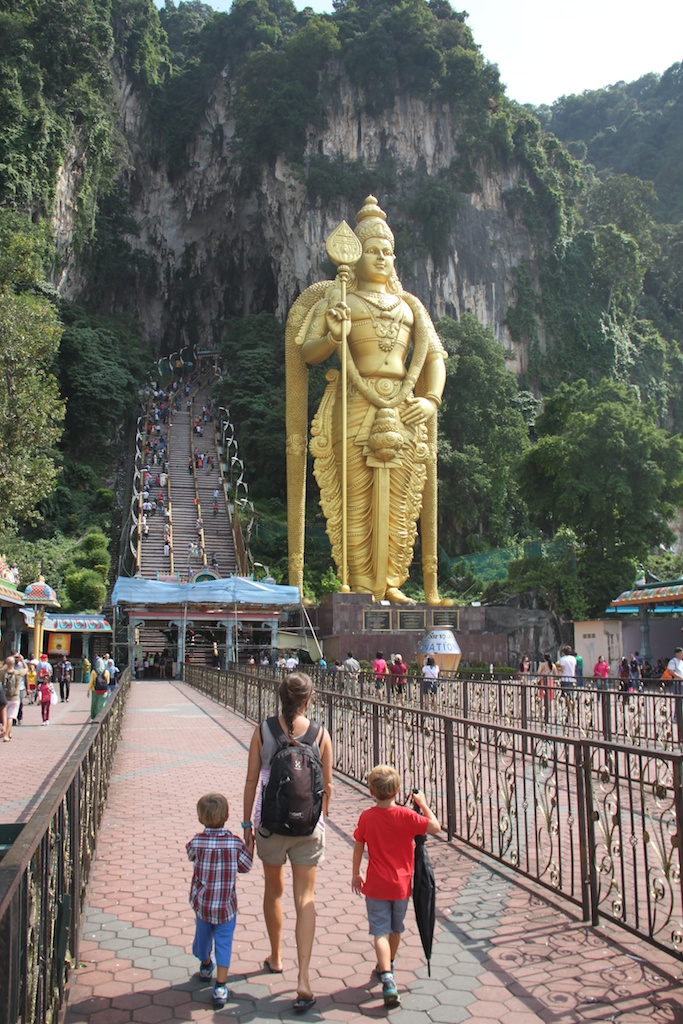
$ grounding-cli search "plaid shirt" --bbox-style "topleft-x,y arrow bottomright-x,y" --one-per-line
186,828 -> 252,924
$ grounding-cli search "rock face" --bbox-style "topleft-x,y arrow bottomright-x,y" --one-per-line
63,66 -> 539,373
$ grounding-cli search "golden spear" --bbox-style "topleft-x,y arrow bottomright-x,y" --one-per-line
325,221 -> 362,593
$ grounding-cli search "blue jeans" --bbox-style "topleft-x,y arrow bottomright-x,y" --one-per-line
193,914 -> 236,969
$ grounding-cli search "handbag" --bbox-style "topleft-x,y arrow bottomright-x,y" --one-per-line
50,689 -> 59,705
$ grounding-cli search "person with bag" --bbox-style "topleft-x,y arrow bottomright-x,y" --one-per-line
37,653 -> 52,687
0,656 -> 24,740
87,657 -> 110,720
55,652 -> 73,702
242,673 -> 333,1014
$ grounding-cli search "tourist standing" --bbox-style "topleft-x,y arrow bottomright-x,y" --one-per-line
55,652 -> 73,703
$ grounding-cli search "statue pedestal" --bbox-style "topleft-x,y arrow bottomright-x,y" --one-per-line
317,592 -> 460,666
315,592 -> 560,670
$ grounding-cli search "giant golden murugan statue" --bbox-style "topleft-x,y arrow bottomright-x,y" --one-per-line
285,196 -> 446,604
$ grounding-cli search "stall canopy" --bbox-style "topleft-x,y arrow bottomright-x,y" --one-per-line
610,583 -> 683,608
20,611 -> 112,632
112,577 -> 300,607
0,582 -> 25,605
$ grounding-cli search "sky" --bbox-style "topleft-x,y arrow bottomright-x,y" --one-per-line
160,0 -> 683,106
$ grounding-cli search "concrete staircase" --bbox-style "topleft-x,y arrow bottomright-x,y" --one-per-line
138,381 -> 238,581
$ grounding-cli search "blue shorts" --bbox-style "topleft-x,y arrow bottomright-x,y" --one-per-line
365,897 -> 409,936
192,913 -> 236,968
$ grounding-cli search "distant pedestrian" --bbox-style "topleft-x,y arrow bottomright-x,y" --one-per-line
88,658 -> 110,719
389,655 -> 407,702
373,651 -> 389,692
37,674 -> 55,725
55,652 -> 73,703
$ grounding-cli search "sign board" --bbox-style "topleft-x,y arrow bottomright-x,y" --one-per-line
363,609 -> 392,632
433,609 -> 460,629
398,610 -> 426,631
47,633 -> 71,655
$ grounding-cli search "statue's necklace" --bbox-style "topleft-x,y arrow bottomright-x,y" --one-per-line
357,293 -> 404,352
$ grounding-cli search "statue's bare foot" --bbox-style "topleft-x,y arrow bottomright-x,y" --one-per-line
385,587 -> 415,604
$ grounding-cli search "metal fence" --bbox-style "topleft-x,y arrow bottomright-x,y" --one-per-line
185,664 -> 683,960
0,671 -> 131,1024
299,667 -> 683,752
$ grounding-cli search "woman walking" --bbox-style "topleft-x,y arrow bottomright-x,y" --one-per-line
536,653 -> 557,707
243,673 -> 333,1013
87,657 -> 110,719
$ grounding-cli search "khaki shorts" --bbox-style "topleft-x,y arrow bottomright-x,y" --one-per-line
255,825 -> 325,867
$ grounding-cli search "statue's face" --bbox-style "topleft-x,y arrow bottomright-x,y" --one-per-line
356,236 -> 395,285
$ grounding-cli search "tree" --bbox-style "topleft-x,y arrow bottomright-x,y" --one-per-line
64,568 -> 107,611
213,314 -> 288,499
0,290 -> 64,528
518,379 -> 683,614
436,315 -> 529,553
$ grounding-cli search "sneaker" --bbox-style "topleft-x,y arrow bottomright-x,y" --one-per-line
374,961 -> 395,979
382,978 -> 400,1008
212,984 -> 229,1007
199,956 -> 215,980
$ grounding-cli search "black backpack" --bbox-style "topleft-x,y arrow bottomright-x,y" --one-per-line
260,717 -> 325,836
94,670 -> 108,693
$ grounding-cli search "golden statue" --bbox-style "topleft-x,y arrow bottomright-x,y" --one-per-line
285,196 -> 446,604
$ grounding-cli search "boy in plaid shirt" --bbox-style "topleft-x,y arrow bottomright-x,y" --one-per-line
187,793 -> 253,1007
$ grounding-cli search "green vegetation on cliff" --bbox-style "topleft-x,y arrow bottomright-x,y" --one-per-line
2,0 -> 683,620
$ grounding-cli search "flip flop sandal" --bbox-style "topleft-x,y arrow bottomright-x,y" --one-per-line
293,995 -> 316,1013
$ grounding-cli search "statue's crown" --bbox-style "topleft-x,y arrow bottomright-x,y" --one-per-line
355,195 -> 394,246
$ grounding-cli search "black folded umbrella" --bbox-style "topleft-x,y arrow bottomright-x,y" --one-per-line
413,832 -> 436,976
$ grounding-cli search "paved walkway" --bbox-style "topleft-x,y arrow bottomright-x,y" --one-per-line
62,680 -> 683,1024
0,682 -> 94,820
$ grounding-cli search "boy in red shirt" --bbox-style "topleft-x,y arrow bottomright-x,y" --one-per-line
352,765 -> 440,1007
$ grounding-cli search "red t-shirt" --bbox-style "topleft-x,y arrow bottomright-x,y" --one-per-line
354,805 -> 429,900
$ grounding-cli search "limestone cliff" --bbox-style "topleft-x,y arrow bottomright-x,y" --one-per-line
66,65 -> 541,375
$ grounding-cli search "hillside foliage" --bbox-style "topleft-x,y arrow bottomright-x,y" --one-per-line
1,0 -> 683,619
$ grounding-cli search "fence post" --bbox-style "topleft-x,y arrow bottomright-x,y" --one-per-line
444,718 -> 456,840
372,703 -> 380,766
574,741 -> 597,924
462,678 -> 468,720
672,758 -> 683,931
521,684 -> 529,755
326,691 -> 334,738
602,690 -> 612,742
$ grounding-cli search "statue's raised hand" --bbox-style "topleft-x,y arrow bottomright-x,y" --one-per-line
325,302 -> 351,345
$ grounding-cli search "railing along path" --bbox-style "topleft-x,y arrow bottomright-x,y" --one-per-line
0,671 -> 131,1024
185,664 -> 683,962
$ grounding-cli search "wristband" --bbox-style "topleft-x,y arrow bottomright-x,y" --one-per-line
241,821 -> 252,829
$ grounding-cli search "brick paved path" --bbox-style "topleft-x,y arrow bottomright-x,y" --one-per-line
63,680 -> 683,1024
0,683 -> 93,820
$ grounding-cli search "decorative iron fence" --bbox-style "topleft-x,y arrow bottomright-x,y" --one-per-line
299,667 -> 683,752
0,671 -> 131,1024
185,665 -> 683,960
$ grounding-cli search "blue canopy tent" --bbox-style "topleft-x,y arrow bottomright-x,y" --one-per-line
111,576 -> 302,668
112,577 -> 300,607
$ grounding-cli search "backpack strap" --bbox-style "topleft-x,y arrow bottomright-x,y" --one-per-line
264,716 -> 322,749
264,716 -> 290,752
301,720 -> 322,747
